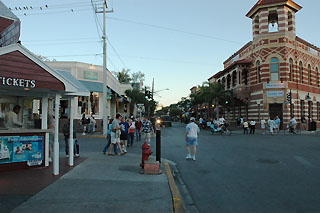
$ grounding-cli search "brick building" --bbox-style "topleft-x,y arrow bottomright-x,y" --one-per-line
209,0 -> 320,129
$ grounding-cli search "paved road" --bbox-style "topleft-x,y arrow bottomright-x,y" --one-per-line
161,122 -> 320,213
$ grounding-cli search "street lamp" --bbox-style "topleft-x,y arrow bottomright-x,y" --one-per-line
154,88 -> 169,94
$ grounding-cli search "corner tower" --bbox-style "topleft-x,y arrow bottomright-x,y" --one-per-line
246,0 -> 302,40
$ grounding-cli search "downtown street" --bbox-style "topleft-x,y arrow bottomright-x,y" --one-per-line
161,123 -> 320,213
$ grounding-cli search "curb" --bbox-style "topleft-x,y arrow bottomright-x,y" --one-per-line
164,161 -> 185,213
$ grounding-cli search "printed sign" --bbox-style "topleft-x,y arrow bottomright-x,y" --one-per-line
84,71 -> 98,80
266,83 -> 285,89
0,76 -> 36,88
0,136 -> 43,166
266,91 -> 284,97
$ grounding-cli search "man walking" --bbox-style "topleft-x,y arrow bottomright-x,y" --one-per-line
185,117 -> 200,161
142,116 -> 153,145
109,114 -> 126,156
135,118 -> 142,142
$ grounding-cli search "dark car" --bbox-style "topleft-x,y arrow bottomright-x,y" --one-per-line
158,115 -> 172,127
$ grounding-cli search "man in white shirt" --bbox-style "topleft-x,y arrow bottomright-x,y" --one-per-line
5,105 -> 23,128
185,117 -> 200,161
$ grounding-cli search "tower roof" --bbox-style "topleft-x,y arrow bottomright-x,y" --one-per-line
246,0 -> 302,18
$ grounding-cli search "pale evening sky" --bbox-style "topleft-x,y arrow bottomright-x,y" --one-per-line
2,0 -> 320,106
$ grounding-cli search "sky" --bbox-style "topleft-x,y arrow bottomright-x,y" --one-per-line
2,0 -> 320,106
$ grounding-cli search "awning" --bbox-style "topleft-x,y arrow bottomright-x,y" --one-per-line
79,80 -> 112,94
56,70 -> 90,96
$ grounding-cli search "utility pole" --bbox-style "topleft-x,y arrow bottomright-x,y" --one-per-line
95,0 -> 113,135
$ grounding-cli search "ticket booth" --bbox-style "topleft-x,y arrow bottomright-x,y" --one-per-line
0,44 -> 87,175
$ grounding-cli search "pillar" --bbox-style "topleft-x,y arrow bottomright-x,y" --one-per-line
53,94 -> 60,175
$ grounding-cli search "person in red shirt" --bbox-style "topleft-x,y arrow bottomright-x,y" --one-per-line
135,118 -> 142,142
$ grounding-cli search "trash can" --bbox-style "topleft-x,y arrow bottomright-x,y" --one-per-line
310,121 -> 317,131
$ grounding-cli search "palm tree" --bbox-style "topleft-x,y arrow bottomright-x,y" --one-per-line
125,89 -> 145,115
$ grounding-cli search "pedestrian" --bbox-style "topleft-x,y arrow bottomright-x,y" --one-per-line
249,119 -> 256,134
135,118 -> 142,142
88,114 -> 96,134
142,116 -> 153,145
120,118 -> 129,153
103,119 -> 118,155
240,116 -> 244,128
185,117 -> 200,161
109,114 -> 126,156
128,119 -> 135,147
274,116 -> 281,133
62,120 -> 79,158
80,113 -> 87,135
243,120 -> 249,134
267,117 -> 275,135
236,117 -> 241,128
289,116 -> 297,133
260,118 -> 266,134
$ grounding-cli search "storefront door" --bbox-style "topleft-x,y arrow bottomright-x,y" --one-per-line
269,103 -> 283,129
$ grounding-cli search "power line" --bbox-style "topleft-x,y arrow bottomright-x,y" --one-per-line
106,36 -> 128,70
14,8 -> 92,16
106,17 -> 242,45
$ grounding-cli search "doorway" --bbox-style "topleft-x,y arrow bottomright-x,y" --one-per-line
269,103 -> 283,129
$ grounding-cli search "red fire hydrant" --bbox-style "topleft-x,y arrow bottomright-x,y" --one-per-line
140,142 -> 152,168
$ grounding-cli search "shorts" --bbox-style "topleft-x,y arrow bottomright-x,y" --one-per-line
111,132 -> 120,144
186,137 -> 198,146
120,133 -> 128,140
144,132 -> 151,142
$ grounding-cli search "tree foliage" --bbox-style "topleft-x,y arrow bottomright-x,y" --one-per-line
131,71 -> 145,83
113,69 -> 132,83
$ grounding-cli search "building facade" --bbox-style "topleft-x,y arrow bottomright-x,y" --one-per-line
210,0 -> 320,128
46,61 -> 133,130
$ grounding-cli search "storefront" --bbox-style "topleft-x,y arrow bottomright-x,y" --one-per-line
0,44 -> 87,175
46,61 -> 132,131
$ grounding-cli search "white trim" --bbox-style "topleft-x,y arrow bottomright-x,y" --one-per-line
0,44 -> 78,94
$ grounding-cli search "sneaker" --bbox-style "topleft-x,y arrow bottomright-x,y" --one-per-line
192,155 -> 196,161
49,157 -> 52,162
82,133 -> 86,136
75,154 -> 80,158
186,154 -> 192,159
124,150 -> 127,153
66,155 -> 69,158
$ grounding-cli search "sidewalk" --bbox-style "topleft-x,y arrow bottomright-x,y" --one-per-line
3,134 -> 174,213
0,134 -> 173,213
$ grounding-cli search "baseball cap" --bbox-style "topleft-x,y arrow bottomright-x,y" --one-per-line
190,117 -> 195,121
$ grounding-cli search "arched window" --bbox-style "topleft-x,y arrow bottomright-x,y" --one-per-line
308,65 -> 312,85
299,62 -> 303,83
257,60 -> 261,83
268,11 -> 278,32
316,67 -> 319,87
270,57 -> 279,81
289,58 -> 293,81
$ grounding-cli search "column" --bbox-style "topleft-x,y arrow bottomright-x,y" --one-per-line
41,96 -> 49,167
53,94 -> 60,176
69,96 -> 74,166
